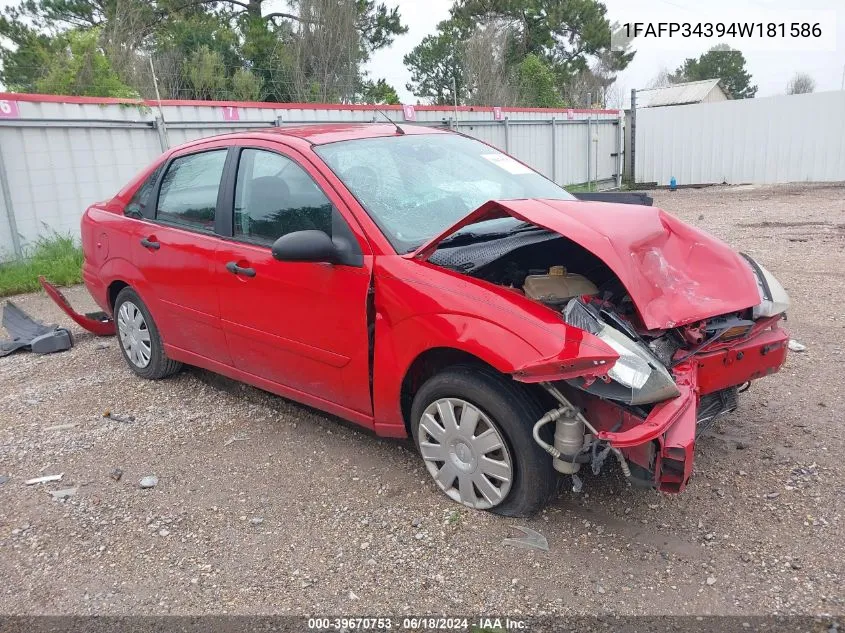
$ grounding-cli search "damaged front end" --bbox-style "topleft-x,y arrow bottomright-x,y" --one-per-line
414,198 -> 791,494
531,291 -> 788,493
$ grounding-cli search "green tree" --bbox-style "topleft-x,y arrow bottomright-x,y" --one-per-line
359,78 -> 400,104
673,45 -> 757,99
1,0 -> 407,103
513,54 -> 563,107
0,17 -> 60,92
451,0 -> 633,84
9,26 -> 138,97
404,0 -> 632,106
185,45 -> 227,99
403,20 -> 466,105
200,0 -> 407,102
231,68 -> 264,101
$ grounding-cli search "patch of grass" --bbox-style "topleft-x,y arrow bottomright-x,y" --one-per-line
564,181 -> 594,193
0,234 -> 83,298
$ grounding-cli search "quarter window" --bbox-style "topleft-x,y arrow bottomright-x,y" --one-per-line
233,149 -> 332,245
156,150 -> 227,231
126,164 -> 163,218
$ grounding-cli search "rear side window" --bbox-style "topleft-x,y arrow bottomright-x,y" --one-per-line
156,150 -> 227,231
233,149 -> 332,245
126,164 -> 163,218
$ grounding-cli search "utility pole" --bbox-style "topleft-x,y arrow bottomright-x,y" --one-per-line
452,75 -> 459,130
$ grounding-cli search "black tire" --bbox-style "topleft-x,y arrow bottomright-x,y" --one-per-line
113,287 -> 182,380
410,365 -> 557,517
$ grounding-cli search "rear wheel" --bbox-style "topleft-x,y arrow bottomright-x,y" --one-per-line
410,366 -> 557,516
114,287 -> 181,380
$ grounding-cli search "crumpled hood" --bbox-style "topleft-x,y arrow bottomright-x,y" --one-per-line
409,198 -> 760,330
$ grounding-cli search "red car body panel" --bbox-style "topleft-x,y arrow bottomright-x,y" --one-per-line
412,198 -> 761,330
51,124 -> 789,495
38,277 -> 116,336
369,255 -> 620,437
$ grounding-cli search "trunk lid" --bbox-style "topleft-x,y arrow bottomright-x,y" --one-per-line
409,198 -> 760,330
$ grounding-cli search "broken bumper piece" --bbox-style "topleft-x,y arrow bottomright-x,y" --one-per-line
0,301 -> 73,357
39,276 -> 115,336
591,361 -> 698,493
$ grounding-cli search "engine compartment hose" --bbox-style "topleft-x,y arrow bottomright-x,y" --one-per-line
611,447 -> 632,478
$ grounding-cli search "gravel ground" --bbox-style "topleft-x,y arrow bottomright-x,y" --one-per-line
1,183 -> 843,617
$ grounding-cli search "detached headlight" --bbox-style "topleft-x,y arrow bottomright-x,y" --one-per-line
563,300 -> 680,405
743,255 -> 790,318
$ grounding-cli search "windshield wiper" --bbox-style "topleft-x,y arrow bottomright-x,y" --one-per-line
437,231 -> 511,247
509,221 -> 544,233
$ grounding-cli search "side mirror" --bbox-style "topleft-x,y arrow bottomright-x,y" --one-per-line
271,230 -> 337,263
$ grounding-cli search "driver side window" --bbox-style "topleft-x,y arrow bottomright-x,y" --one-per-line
233,149 -> 332,245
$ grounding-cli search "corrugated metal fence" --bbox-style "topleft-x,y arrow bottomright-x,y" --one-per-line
633,90 -> 845,186
0,94 -> 623,261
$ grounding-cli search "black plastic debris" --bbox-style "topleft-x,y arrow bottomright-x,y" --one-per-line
573,191 -> 654,206
0,301 -> 73,357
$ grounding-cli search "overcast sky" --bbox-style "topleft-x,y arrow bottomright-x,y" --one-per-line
2,0 -> 843,105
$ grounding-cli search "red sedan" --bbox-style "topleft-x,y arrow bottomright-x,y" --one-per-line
50,123 -> 790,516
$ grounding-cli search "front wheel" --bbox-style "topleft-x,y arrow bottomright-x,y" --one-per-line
410,366 -> 557,517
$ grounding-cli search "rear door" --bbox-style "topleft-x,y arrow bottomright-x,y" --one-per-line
133,146 -> 233,364
214,144 -> 373,416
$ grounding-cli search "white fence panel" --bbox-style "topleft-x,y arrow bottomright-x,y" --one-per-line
635,91 -> 845,186
0,95 -> 622,260
558,123 -> 590,185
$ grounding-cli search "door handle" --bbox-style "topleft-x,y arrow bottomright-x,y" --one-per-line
225,261 -> 256,278
140,237 -> 160,250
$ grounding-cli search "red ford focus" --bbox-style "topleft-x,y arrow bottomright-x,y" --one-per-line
50,123 -> 790,516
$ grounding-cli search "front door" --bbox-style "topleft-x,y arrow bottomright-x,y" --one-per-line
133,147 -> 232,364
215,146 -> 373,416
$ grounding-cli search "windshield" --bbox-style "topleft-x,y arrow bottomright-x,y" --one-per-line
314,133 -> 575,253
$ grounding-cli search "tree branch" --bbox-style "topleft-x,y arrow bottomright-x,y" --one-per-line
265,12 -> 321,25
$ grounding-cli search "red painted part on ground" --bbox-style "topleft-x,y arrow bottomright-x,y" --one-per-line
38,276 -> 116,336
0,92 -> 620,115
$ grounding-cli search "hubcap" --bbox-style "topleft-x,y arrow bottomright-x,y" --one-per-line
117,301 -> 152,368
418,398 -> 513,509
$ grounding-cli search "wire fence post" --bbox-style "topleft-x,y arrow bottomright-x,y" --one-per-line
0,145 -> 23,259
551,116 -> 557,184
148,57 -> 170,150
630,88 -> 637,185
504,117 -> 510,153
153,117 -> 169,152
615,112 -> 623,189
586,116 -> 592,191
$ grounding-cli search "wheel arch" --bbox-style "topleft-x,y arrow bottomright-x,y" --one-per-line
107,280 -> 130,310
372,311 -> 553,438
400,347 -> 491,436
97,257 -> 150,313
399,346 -> 548,438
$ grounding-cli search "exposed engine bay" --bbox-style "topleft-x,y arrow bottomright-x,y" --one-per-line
435,230 -> 764,401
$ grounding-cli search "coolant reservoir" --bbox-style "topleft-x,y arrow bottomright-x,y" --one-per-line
523,266 -> 598,304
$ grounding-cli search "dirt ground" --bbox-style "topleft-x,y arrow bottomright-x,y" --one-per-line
1,183 -> 843,617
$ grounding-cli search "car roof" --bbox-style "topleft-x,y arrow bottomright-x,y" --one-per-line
180,123 -> 448,153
